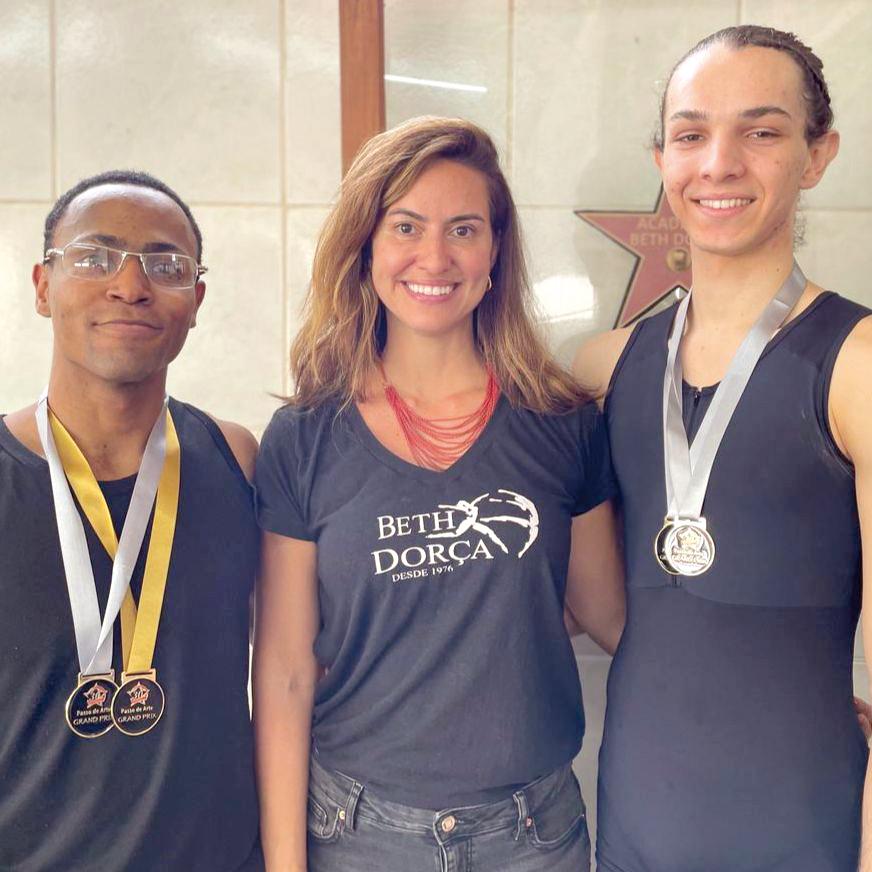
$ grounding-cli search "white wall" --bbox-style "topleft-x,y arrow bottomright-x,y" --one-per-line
1,0 -> 869,850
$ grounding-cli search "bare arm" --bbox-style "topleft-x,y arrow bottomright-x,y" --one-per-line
253,532 -> 320,872
572,326 -> 634,410
828,315 -> 872,870
564,499 -> 625,654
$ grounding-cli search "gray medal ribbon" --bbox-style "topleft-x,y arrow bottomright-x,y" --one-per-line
663,261 -> 807,521
36,393 -> 168,677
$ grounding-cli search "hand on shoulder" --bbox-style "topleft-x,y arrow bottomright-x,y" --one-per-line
572,326 -> 635,408
210,416 -> 259,482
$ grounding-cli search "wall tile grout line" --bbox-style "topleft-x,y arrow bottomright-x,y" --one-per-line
0,199 -> 336,209
48,0 -> 58,199
0,200 -> 55,207
6,199 -> 872,216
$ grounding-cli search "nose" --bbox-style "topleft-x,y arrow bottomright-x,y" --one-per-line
699,132 -> 745,183
107,254 -> 153,304
416,232 -> 453,274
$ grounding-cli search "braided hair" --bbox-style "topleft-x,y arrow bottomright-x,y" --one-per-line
653,25 -> 833,149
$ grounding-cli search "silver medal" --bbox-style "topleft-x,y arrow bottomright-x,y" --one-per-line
657,262 -> 808,577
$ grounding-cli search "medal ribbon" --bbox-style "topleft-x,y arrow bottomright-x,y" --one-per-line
126,413 -> 180,675
662,261 -> 807,521
47,415 -> 138,668
36,396 -> 180,678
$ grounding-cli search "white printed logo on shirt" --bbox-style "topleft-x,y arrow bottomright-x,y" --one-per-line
371,489 -> 539,582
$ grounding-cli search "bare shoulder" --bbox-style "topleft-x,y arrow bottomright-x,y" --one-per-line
207,415 -> 259,482
829,314 -> 872,463
571,326 -> 635,404
2,404 -> 42,456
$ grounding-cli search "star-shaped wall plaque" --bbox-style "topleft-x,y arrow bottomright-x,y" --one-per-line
576,186 -> 692,327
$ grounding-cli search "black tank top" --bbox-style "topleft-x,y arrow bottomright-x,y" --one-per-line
0,400 -> 262,872
598,293 -> 869,872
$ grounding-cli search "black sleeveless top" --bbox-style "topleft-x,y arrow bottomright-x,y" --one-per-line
0,400 -> 262,872
598,293 -> 869,872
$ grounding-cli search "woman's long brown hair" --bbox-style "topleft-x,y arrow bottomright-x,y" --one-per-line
289,116 -> 590,413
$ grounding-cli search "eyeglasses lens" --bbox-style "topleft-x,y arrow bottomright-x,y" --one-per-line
61,244 -> 196,289
65,244 -> 116,279
144,253 -> 197,289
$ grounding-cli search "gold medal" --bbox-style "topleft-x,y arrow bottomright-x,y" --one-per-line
655,517 -> 715,576
49,407 -> 181,737
65,671 -> 119,738
111,669 -> 165,736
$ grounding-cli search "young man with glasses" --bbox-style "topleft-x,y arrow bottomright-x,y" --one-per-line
0,171 -> 263,871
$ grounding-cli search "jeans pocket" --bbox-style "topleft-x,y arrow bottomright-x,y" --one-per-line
307,794 -> 343,844
526,776 -> 588,852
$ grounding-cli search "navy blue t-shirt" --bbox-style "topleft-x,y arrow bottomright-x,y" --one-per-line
255,395 -> 616,808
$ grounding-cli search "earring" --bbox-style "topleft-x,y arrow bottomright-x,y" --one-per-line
486,276 -> 493,291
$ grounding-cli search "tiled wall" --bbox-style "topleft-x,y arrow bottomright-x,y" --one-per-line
0,0 -> 340,429
2,0 -> 869,849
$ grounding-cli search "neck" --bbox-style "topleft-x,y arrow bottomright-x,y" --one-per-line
380,323 -> 487,401
46,367 -> 168,480
687,239 -> 797,332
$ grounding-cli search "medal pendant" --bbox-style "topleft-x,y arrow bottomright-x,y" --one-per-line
111,669 -> 165,736
655,517 -> 715,576
65,671 -> 118,738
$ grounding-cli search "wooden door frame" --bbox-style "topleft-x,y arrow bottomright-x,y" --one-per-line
339,0 -> 386,173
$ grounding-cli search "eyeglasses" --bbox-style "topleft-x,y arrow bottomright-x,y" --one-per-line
44,243 -> 207,291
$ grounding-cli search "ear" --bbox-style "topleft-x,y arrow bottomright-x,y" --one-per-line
800,129 -> 839,191
33,263 -> 51,319
490,232 -> 500,270
189,280 -> 206,328
653,146 -> 664,174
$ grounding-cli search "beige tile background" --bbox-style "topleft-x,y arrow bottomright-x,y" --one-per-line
0,3 -> 52,200
1,1 -> 870,853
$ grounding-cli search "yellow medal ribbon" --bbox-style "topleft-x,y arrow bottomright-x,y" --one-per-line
48,410 -> 181,674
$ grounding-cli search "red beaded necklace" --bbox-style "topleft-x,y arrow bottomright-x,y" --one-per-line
379,363 -> 500,470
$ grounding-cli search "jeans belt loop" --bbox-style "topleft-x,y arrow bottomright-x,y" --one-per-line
512,789 -> 530,841
344,779 -> 364,832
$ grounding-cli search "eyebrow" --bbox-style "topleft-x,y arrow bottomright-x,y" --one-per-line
668,105 -> 792,123
76,233 -> 187,254
385,208 -> 486,223
740,104 -> 792,120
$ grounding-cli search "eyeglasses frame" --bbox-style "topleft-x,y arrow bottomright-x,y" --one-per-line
43,242 -> 207,290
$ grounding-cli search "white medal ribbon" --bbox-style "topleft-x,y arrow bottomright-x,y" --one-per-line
36,392 -> 168,676
663,261 -> 808,521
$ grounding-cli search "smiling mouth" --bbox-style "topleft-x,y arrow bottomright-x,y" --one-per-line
403,281 -> 456,297
695,197 -> 754,210
96,320 -> 161,332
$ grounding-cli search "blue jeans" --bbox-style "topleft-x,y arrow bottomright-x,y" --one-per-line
306,755 -> 591,871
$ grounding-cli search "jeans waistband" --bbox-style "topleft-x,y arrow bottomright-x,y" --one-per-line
308,754 -> 579,846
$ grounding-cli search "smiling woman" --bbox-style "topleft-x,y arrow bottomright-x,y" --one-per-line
369,159 -> 495,342
288,116 -> 586,415
252,116 -> 624,872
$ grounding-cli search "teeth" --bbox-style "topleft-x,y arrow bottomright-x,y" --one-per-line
406,282 -> 454,296
698,198 -> 752,209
